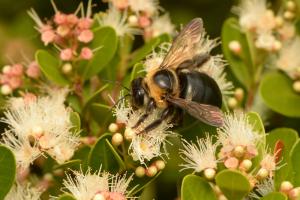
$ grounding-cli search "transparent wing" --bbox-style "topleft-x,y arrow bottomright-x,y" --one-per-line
167,96 -> 223,127
160,18 -> 203,69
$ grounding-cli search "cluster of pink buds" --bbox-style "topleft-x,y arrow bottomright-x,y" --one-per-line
28,2 -> 95,62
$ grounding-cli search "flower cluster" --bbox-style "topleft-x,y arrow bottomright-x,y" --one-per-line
5,183 -> 41,200
1,88 -> 80,169
102,0 -> 175,39
63,168 -> 137,200
28,0 -> 95,61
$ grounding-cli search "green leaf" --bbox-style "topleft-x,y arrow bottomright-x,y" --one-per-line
82,27 -> 118,79
53,159 -> 81,170
131,172 -> 162,196
88,133 -> 125,173
290,139 -> 300,186
260,192 -> 288,200
57,194 -> 76,200
0,145 -> 16,200
83,84 -> 109,112
260,71 -> 300,117
122,62 -> 145,88
129,33 -> 171,66
221,18 -> 252,89
181,175 -> 217,200
215,170 -> 251,200
70,111 -> 81,133
35,50 -> 69,86
266,128 -> 298,189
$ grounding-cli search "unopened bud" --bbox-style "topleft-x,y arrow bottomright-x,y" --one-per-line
280,181 -> 293,193
124,127 -> 135,141
108,123 -> 119,133
286,1 -> 296,11
228,40 -> 242,55
257,168 -> 269,180
234,145 -> 245,158
275,16 -> 284,28
293,81 -> 300,93
273,40 -> 282,51
128,15 -> 138,26
284,11 -> 295,20
289,187 -> 300,200
43,173 -> 53,182
240,159 -> 252,171
146,166 -> 158,177
234,88 -> 244,101
155,160 -> 166,170
62,63 -> 72,74
93,193 -> 105,200
228,97 -> 238,109
1,85 -> 12,95
224,157 -> 239,169
112,133 -> 123,146
135,166 -> 146,177
32,126 -> 44,138
204,168 -> 216,180
2,65 -> 11,73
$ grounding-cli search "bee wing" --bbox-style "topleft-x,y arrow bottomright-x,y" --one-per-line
167,96 -> 223,127
160,18 -> 203,69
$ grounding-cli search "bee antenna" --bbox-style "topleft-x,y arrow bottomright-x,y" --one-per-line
101,79 -> 130,92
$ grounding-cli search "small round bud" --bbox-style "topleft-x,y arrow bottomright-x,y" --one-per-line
32,126 -> 44,138
62,63 -> 72,74
43,173 -> 53,182
155,160 -> 166,170
128,15 -> 138,26
228,97 -> 238,109
218,194 -> 228,200
275,16 -> 284,28
273,40 -> 282,51
240,159 -> 252,171
234,145 -> 245,158
93,193 -> 105,200
204,168 -> 216,180
1,85 -> 12,95
224,157 -> 239,169
112,133 -> 123,146
228,40 -> 242,55
108,123 -> 119,133
146,166 -> 158,177
289,187 -> 300,200
293,81 -> 300,93
135,166 -> 146,177
124,127 -> 135,141
280,181 -> 294,193
286,1 -> 296,11
284,11 -> 295,20
53,169 -> 64,176
2,65 -> 11,73
257,168 -> 269,180
234,88 -> 244,101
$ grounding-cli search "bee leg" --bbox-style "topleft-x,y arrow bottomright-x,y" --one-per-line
169,108 -> 184,126
139,106 -> 174,134
132,98 -> 156,128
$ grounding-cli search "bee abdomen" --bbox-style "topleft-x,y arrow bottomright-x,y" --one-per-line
179,71 -> 222,108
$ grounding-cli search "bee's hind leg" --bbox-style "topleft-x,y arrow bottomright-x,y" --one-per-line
139,106 -> 175,134
132,98 -> 156,128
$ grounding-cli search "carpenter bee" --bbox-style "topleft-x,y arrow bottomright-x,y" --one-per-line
130,18 -> 223,133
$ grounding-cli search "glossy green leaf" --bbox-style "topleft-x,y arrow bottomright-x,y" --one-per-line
82,84 -> 109,112
57,194 -> 76,200
128,33 -> 171,66
222,18 -> 252,89
0,145 -> 16,200
53,159 -> 81,170
290,139 -> 300,186
88,133 -> 125,173
82,27 -> 118,79
35,50 -> 69,86
181,175 -> 217,200
216,170 -> 251,200
266,128 -> 298,189
260,71 -> 300,117
131,172 -> 162,196
70,111 -> 81,133
260,192 -> 288,200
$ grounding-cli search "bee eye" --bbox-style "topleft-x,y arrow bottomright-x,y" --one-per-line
153,70 -> 175,91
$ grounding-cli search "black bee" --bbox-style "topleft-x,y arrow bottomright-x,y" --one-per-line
130,18 -> 223,133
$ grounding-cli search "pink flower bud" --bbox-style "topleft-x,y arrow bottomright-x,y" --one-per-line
10,64 -> 23,76
77,18 -> 93,29
113,0 -> 129,9
66,14 -> 78,25
26,62 -> 41,79
9,77 -> 22,89
80,47 -> 93,60
56,25 -> 70,37
138,16 -> 151,28
60,48 -> 73,61
54,12 -> 67,25
41,30 -> 56,45
78,29 -> 94,43
224,157 -> 239,169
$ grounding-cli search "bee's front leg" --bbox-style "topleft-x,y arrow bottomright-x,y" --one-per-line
132,98 -> 156,128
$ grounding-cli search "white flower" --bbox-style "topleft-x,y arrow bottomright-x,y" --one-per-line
97,4 -> 140,37
5,183 -> 41,200
255,31 -> 277,51
199,55 -> 234,100
218,112 -> 261,160
195,32 -> 219,55
277,37 -> 300,79
147,14 -> 175,37
234,0 -> 276,32
143,43 -> 170,72
63,168 -> 137,200
248,178 -> 274,199
128,0 -> 159,16
1,88 -> 80,167
179,134 -> 218,173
